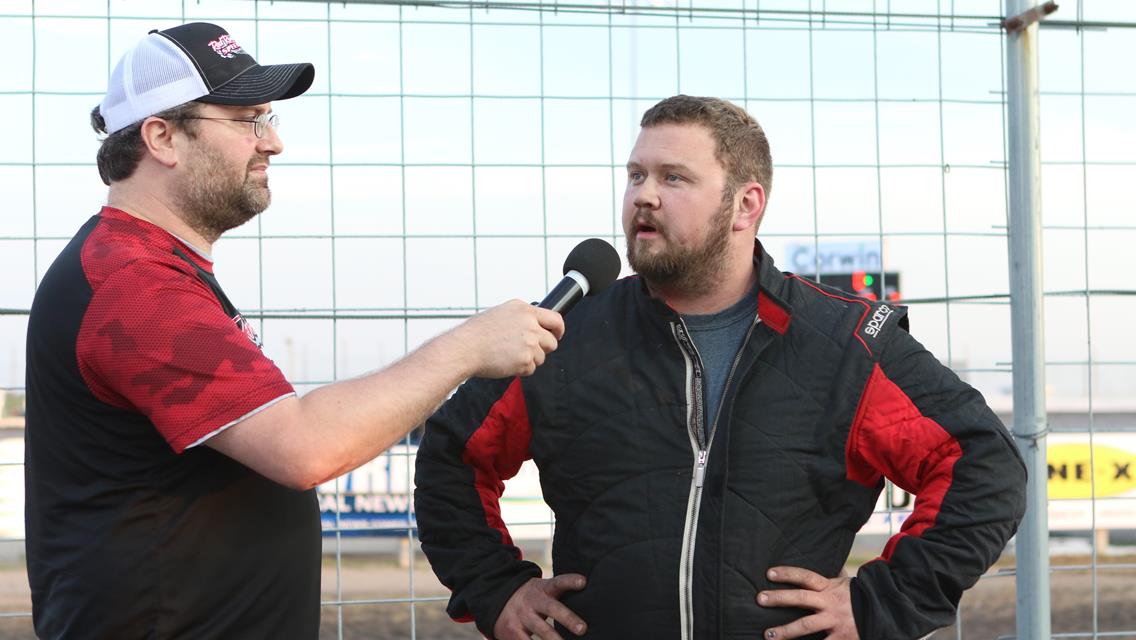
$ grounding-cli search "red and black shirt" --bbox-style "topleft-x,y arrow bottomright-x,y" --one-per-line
25,207 -> 319,638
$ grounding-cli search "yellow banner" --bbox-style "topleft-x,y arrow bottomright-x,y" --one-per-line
1048,442 -> 1136,499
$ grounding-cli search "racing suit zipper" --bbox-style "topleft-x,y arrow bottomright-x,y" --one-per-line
673,315 -> 760,640
672,319 -> 706,640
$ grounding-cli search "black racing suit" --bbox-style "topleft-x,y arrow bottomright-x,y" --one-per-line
416,242 -> 1026,640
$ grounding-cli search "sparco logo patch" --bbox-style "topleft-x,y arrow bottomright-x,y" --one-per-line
208,35 -> 244,59
863,305 -> 894,338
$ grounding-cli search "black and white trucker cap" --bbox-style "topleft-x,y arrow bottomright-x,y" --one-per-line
99,22 -> 314,134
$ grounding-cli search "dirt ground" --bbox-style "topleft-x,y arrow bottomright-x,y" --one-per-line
0,555 -> 1132,639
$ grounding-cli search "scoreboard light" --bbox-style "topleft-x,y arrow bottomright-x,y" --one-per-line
817,271 -> 901,302
852,272 -> 874,292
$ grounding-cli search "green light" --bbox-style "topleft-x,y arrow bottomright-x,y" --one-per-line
864,274 -> 875,286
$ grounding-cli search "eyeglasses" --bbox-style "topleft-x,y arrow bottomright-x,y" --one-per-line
179,113 -> 279,139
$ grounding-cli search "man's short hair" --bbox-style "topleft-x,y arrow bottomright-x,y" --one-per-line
90,102 -> 201,186
640,95 -> 773,199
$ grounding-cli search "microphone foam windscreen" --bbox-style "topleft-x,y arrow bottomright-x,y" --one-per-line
563,238 -> 622,296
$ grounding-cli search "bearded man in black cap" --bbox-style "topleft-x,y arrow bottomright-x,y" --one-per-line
24,22 -> 564,638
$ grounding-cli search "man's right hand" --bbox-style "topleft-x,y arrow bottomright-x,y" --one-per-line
453,299 -> 566,379
493,574 -> 588,640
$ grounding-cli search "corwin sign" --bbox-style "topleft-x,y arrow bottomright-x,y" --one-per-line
786,241 -> 882,275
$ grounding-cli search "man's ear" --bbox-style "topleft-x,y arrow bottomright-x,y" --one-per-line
138,116 -> 181,169
733,181 -> 767,232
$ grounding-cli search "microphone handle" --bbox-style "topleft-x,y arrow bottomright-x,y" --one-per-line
538,272 -> 589,315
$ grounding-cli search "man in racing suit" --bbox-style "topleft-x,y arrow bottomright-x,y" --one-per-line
415,95 -> 1027,640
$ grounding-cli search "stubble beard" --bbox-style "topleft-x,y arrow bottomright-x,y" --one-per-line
626,198 -> 734,296
173,143 -> 271,244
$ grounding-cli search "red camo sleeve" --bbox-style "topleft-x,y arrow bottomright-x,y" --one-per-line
77,260 -> 294,453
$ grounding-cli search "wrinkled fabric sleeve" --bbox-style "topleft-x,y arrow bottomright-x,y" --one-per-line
845,324 -> 1027,640
415,376 -> 542,637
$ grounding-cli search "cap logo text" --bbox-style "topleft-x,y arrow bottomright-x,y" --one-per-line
208,34 -> 244,59
233,313 -> 262,348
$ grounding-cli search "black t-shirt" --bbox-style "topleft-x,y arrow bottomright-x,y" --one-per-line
25,209 -> 320,638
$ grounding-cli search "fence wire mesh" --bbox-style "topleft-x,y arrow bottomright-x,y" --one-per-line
0,0 -> 1134,638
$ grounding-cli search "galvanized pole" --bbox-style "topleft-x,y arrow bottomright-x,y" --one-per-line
1004,2 -> 1055,639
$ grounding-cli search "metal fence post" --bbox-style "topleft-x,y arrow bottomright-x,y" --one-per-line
1004,2 -> 1055,639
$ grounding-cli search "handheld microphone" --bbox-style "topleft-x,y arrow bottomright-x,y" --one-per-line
538,238 -> 622,315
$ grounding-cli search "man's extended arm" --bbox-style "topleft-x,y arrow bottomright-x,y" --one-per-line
208,300 -> 564,490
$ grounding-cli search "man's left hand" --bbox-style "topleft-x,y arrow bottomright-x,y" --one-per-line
756,566 -> 860,640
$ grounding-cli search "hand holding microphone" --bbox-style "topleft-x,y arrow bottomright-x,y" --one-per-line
457,238 -> 621,379
538,238 -> 623,315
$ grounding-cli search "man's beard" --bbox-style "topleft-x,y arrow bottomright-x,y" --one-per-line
626,198 -> 734,295
173,143 -> 271,244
